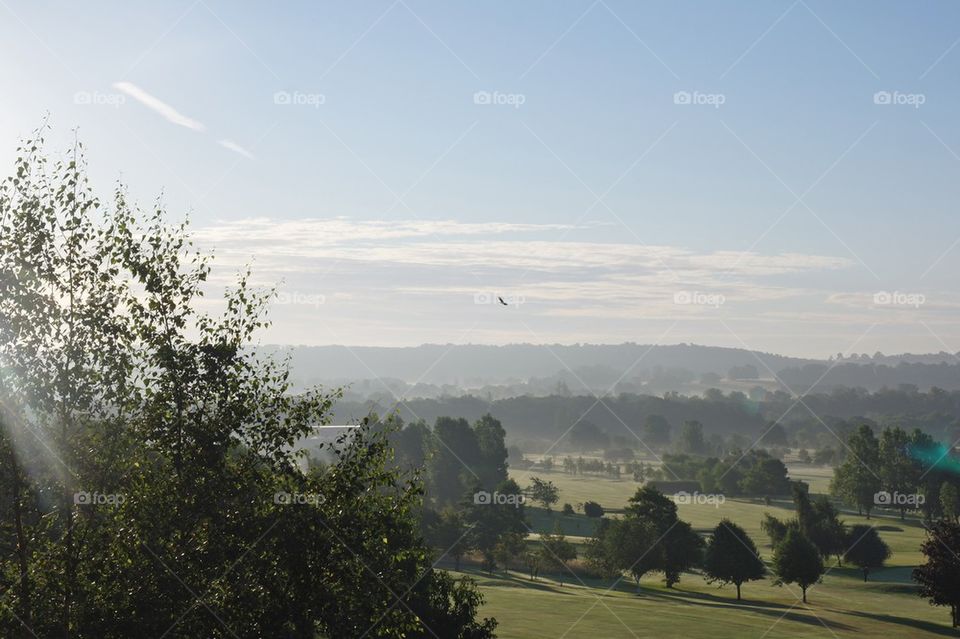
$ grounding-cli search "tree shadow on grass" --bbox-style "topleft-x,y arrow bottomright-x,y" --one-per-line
638,587 -> 856,632
457,568 -> 580,595
841,610 -> 957,636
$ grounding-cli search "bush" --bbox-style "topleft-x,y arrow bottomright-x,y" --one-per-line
583,501 -> 604,517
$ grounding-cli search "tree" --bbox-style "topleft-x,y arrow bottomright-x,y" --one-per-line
538,523 -> 577,585
474,413 -> 509,489
493,531 -> 527,574
772,529 -> 824,603
0,133 -> 496,638
569,420 -> 610,451
642,415 -> 672,446
914,520 -> 960,627
626,486 -> 703,587
662,520 -> 705,587
879,427 -> 919,520
739,454 -> 792,496
678,420 -> 707,455
843,524 -> 890,582
429,508 -> 470,570
529,477 -> 559,510
762,423 -> 789,448
704,520 -> 766,600
465,478 -> 527,571
586,517 -> 659,590
583,501 -> 604,518
761,513 -> 794,547
941,481 -> 960,523
807,496 -> 847,566
830,425 -> 881,518
430,417 -> 481,507
392,418 -> 430,469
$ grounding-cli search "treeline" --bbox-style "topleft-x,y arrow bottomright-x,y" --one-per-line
332,386 -> 960,453
828,424 -> 958,520
779,361 -> 960,392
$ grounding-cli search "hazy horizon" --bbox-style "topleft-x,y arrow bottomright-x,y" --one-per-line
4,1 -> 960,357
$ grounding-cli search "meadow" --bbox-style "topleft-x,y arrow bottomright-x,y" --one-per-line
464,463 -> 947,638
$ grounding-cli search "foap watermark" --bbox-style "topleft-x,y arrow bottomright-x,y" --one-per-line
873,291 -> 925,308
673,90 -> 725,108
274,90 -> 326,108
473,90 -> 526,109
74,491 -> 125,506
873,90 -> 925,108
473,490 -> 526,507
674,491 -> 725,508
276,291 -> 325,308
874,490 -> 924,508
274,491 -> 324,506
74,90 -> 126,108
674,290 -> 725,308
473,291 -> 525,307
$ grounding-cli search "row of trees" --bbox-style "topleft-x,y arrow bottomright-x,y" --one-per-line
646,450 -> 793,497
584,486 -> 849,603
830,424 -> 955,520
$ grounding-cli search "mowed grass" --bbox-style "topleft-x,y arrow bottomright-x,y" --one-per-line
470,466 -> 946,638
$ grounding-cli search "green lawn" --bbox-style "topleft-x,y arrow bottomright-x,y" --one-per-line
469,465 -> 948,638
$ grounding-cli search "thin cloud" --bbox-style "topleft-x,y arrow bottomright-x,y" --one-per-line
113,81 -> 205,131
218,139 -> 254,159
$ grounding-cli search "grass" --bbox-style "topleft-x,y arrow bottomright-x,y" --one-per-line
465,464 -> 949,638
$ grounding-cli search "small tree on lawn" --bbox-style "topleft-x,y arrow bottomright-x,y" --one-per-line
493,531 -> 526,574
704,520 -> 766,600
529,477 -> 560,510
538,523 -> 577,586
843,524 -> 890,582
913,520 -> 960,627
772,529 -> 824,603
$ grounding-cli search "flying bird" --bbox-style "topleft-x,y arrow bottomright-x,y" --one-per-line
498,296 -> 508,306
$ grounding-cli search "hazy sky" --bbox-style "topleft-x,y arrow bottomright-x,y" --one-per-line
3,1 -> 960,358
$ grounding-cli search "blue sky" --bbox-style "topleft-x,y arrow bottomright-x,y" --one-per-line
2,1 -> 960,357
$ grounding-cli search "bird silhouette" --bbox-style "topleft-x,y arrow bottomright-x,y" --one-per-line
497,296 -> 508,306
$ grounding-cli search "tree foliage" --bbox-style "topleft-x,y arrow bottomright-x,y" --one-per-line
703,520 -> 765,600
0,132 -> 495,639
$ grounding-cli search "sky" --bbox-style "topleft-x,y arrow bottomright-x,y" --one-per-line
2,0 -> 960,358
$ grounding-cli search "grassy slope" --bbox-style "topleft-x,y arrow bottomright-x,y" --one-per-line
467,465 -> 948,638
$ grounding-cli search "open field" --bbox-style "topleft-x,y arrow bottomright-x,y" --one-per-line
471,464 -> 945,638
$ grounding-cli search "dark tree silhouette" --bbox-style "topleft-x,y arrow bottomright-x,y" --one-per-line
704,520 -> 766,600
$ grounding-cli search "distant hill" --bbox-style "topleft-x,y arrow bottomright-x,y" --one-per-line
263,343 -> 818,387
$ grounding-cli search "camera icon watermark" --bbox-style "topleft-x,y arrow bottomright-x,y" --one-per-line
674,491 -> 725,508
874,490 -> 924,508
276,291 -> 326,308
473,90 -> 526,109
674,290 -> 725,308
673,90 -> 725,108
873,291 -> 925,308
74,90 -> 126,108
74,491 -> 126,506
273,90 -> 326,108
873,90 -> 925,108
274,491 -> 324,506
473,490 -> 525,507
